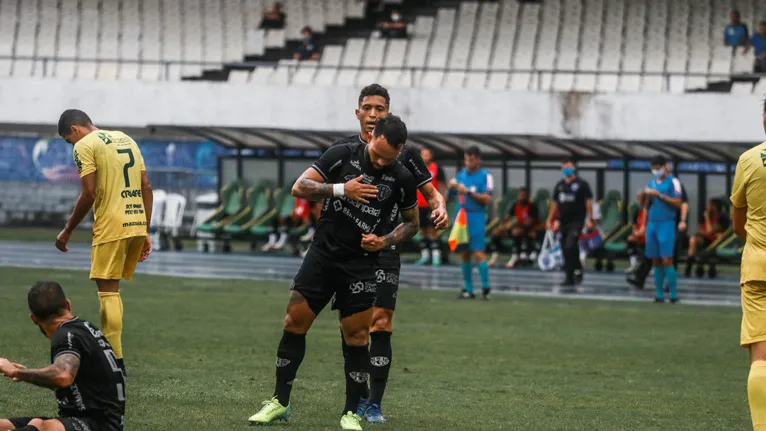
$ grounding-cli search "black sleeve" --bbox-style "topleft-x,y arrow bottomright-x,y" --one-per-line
402,147 -> 432,188
582,181 -> 593,200
552,182 -> 560,202
436,165 -> 446,184
681,185 -> 688,203
51,329 -> 86,362
508,202 -> 518,218
720,214 -> 731,230
311,145 -> 349,183
397,169 -> 418,211
528,202 -> 539,220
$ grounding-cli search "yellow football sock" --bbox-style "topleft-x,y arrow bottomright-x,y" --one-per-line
749,360 -> 766,430
98,292 -> 124,360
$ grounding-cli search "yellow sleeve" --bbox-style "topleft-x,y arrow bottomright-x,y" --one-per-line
73,139 -> 96,177
730,153 -> 750,209
138,149 -> 146,172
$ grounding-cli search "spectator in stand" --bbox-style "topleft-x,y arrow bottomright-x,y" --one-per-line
378,9 -> 408,39
294,26 -> 321,61
487,187 -> 540,268
724,10 -> 750,53
625,191 -> 647,274
260,2 -> 286,30
684,198 -> 730,277
748,21 -> 766,73
414,147 -> 447,266
262,198 -> 312,253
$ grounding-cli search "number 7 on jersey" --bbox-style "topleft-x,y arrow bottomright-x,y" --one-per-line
116,148 -> 135,188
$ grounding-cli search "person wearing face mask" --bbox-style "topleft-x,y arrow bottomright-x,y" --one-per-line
293,26 -> 320,61
379,9 -> 408,39
0,281 -> 126,431
546,160 -> 593,287
637,155 -> 683,303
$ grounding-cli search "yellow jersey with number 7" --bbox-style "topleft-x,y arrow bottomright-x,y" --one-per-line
72,130 -> 147,246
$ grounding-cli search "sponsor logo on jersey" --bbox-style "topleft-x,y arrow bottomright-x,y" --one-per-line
121,189 -> 142,198
349,281 -> 376,294
350,159 -> 361,170
382,174 -> 396,183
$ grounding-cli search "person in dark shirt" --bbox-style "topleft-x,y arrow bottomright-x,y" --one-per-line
260,2 -> 286,30
378,9 -> 408,39
247,115 -> 420,431
294,26 -> 320,61
414,147 -> 446,266
625,191 -> 647,273
546,160 -> 593,286
684,198 -> 730,277
488,187 -> 540,268
0,281 -> 126,431
332,84 -> 447,424
724,10 -> 750,52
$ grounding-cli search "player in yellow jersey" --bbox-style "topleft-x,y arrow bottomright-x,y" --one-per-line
54,109 -> 154,371
731,101 -> 766,430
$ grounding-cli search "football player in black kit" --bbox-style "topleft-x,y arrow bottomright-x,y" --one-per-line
0,281 -> 126,431
333,84 -> 448,424
248,115 -> 421,431
545,160 -> 594,287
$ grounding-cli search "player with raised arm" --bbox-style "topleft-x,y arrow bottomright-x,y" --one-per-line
247,115 -> 420,431
54,110 -> 153,372
0,281 -> 126,431
332,84 -> 448,423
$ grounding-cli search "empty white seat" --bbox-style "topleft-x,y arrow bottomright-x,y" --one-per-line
229,70 -> 251,84
487,72 -> 509,91
293,62 -> 318,85
641,76 -> 664,92
250,67 -> 275,85
596,75 -> 619,93
731,82 -> 754,95
465,72 -> 487,90
552,73 -> 575,93
754,79 -> 766,97
509,73 -> 531,92
573,74 -> 597,93
618,75 -> 641,93
97,62 -> 120,81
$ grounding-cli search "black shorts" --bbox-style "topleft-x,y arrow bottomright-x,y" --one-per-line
375,252 -> 401,310
293,246 -> 377,318
9,416 -> 102,431
418,207 -> 433,229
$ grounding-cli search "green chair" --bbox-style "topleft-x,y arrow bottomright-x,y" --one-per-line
486,188 -> 517,233
715,233 -> 743,261
603,202 -> 640,254
593,190 -> 621,272
196,180 -> 247,234
691,196 -> 733,278
222,182 -> 274,237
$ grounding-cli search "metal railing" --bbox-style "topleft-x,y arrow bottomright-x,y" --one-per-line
2,55 -> 765,93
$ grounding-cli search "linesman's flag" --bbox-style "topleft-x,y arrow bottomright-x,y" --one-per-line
448,207 -> 470,252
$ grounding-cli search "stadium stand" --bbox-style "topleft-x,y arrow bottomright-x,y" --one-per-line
1,0 -> 764,93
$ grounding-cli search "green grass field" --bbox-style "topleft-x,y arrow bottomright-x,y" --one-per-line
0,266 -> 750,430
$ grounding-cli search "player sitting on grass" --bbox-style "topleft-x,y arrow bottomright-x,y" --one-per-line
0,281 -> 126,431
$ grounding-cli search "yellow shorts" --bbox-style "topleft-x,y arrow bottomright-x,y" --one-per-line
90,236 -> 145,281
741,280 -> 766,347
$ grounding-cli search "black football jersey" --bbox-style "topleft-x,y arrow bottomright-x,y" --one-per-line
50,318 -> 125,431
331,135 -> 432,255
552,177 -> 593,224
311,142 -> 418,258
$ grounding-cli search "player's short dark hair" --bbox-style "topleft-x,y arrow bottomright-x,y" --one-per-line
465,146 -> 481,157
358,84 -> 390,106
710,198 -> 724,210
373,115 -> 407,148
561,158 -> 575,165
650,155 -> 667,166
28,281 -> 68,321
760,21 -> 766,26
518,187 -> 529,193
58,109 -> 93,137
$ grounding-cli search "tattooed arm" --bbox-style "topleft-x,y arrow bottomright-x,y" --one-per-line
384,206 -> 420,247
0,354 -> 80,390
292,168 -> 333,200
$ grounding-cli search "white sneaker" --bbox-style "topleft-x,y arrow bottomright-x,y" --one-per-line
299,227 -> 315,242
261,233 -> 277,252
520,252 -> 529,261
625,262 -> 638,274
488,252 -> 499,267
505,254 -> 519,268
529,251 -> 538,261
273,233 -> 288,250
299,248 -> 308,258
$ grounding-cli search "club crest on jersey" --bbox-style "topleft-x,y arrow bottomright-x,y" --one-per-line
571,183 -> 579,192
377,185 -> 392,201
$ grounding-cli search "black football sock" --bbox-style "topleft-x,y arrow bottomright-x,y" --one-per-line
511,234 -> 523,255
273,330 -> 306,406
369,331 -> 392,405
340,329 -> 349,359
343,344 -> 370,415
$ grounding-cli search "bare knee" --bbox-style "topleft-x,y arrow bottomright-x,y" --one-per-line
38,419 -> 66,431
473,251 -> 486,263
460,251 -> 471,262
283,291 -> 315,334
511,227 -> 523,237
0,419 -> 16,431
370,308 -> 393,332
95,279 -> 120,293
343,324 -> 370,345
751,341 -> 766,363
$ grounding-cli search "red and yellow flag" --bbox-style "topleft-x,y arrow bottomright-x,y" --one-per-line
448,207 -> 470,252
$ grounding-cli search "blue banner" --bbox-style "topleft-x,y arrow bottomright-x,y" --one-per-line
0,135 -> 226,189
